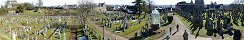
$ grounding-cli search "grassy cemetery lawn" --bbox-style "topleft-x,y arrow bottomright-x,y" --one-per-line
118,21 -> 146,38
0,16 -> 81,40
86,22 -> 104,40
0,30 -> 11,40
227,18 -> 244,40
23,10 -> 44,15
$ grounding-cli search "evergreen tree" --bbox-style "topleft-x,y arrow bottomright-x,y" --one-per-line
132,0 -> 150,14
16,5 -> 24,13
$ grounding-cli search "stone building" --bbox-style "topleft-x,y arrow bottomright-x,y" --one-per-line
5,0 -> 18,8
195,0 -> 204,13
5,0 -> 18,14
194,0 -> 204,26
176,0 -> 204,26
176,1 -> 195,19
95,3 -> 107,12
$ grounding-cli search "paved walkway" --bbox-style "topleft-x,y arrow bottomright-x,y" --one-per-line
157,15 -> 214,40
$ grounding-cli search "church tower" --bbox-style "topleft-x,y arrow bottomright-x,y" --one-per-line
190,0 -> 193,4
195,0 -> 204,12
195,0 -> 204,4
194,0 -> 204,26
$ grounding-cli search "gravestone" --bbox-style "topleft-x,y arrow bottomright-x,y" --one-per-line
64,32 -> 66,40
242,16 -> 244,26
161,19 -> 164,25
233,16 -> 237,22
234,29 -> 242,40
125,23 -> 128,29
213,22 -> 216,29
44,27 -> 47,36
32,37 -> 34,40
206,18 -> 213,30
44,38 -> 46,40
223,16 -> 228,28
223,16 -> 231,29
226,24 -> 231,31
217,16 -> 222,32
26,19 -> 29,26
108,19 -> 111,28
59,17 -> 62,23
47,22 -> 50,29
138,19 -> 141,24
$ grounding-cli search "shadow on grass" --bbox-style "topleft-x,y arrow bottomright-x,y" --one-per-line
162,16 -> 174,26
129,36 -> 143,40
129,25 -> 159,40
195,24 -> 203,38
233,22 -> 239,26
242,23 -> 244,27
129,31 -> 157,40
178,15 -> 204,38
161,22 -> 172,26
187,20 -> 204,38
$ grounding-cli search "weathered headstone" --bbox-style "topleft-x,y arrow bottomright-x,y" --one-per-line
233,29 -> 242,40
206,18 -> 213,30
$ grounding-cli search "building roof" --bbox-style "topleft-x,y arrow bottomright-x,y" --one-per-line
98,3 -> 105,7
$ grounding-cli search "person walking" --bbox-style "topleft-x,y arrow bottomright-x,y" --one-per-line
177,24 -> 179,31
170,26 -> 172,35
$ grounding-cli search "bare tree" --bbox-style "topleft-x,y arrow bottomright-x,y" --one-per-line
37,0 -> 43,7
147,0 -> 155,11
77,0 -> 96,25
77,1 -> 97,39
77,0 -> 96,26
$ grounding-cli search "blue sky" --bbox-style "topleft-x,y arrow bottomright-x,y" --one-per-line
0,0 -> 234,6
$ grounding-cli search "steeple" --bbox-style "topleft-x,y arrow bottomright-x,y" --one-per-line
195,0 -> 204,4
190,0 -> 193,4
